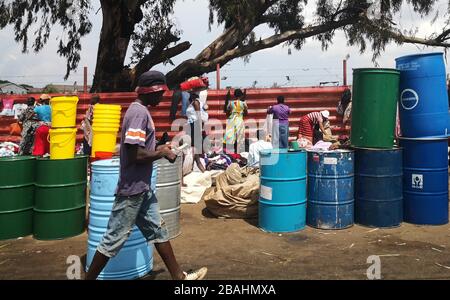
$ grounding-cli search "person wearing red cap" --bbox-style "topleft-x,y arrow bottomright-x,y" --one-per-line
86,70 -> 207,280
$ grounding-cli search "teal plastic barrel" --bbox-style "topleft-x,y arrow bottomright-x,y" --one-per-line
259,149 -> 307,233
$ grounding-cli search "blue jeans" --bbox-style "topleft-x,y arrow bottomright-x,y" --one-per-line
97,190 -> 170,258
273,123 -> 289,149
181,91 -> 190,116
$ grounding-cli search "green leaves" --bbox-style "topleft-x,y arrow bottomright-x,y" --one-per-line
0,0 -> 92,79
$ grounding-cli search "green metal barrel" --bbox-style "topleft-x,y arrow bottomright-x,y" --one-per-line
351,69 -> 400,148
33,156 -> 88,240
0,156 -> 35,240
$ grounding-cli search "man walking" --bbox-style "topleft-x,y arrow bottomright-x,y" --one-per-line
86,70 -> 207,280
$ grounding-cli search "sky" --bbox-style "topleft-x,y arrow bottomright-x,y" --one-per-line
0,0 -> 449,89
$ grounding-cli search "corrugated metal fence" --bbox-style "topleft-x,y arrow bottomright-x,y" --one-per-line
0,86 -> 349,144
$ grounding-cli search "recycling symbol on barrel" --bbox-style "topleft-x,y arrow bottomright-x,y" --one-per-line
412,174 -> 423,189
401,89 -> 419,110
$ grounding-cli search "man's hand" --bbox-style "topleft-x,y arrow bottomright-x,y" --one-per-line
156,143 -> 171,151
160,145 -> 177,163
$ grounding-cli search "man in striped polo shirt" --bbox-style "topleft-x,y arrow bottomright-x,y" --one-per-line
86,70 -> 207,280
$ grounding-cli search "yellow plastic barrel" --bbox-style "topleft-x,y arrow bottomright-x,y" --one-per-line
50,96 -> 79,128
94,104 -> 121,114
92,127 -> 119,157
49,128 -> 77,160
94,117 -> 121,123
93,123 -> 120,130
95,104 -> 121,110
94,112 -> 122,118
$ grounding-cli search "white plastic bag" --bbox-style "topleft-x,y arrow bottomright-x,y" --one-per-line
263,114 -> 273,138
182,147 -> 194,176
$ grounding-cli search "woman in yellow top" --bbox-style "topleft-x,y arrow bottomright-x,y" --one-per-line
223,89 -> 248,153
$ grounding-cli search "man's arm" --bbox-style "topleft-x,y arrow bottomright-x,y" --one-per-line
127,144 -> 176,165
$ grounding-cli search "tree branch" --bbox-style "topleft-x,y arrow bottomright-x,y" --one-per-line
166,16 -> 361,85
131,41 -> 191,87
364,19 -> 450,47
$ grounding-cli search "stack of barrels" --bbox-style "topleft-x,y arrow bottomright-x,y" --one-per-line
33,95 -> 88,240
0,155 -> 87,241
396,53 -> 449,225
49,96 -> 79,160
91,104 -> 122,158
258,56 -> 448,233
351,68 -> 404,228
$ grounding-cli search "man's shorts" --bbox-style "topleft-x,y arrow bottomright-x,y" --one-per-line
97,190 -> 170,258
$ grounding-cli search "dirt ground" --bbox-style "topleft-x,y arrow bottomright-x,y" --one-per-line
1,199 -> 450,280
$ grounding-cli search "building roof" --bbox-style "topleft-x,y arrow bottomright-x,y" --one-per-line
0,82 -> 28,91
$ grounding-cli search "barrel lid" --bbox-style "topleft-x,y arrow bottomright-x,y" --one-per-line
0,155 -> 35,162
353,68 -> 400,75
395,52 -> 444,62
92,158 -> 120,167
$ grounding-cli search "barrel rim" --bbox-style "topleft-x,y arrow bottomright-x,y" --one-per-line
306,149 -> 354,154
50,96 -> 79,102
351,146 -> 403,152
0,156 -> 36,162
353,68 -> 400,74
395,52 -> 444,62
36,155 -> 89,162
91,158 -> 121,167
398,135 -> 449,141
49,128 -> 78,133
260,149 -> 307,155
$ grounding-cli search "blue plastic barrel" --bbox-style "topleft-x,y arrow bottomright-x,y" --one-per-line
259,149 -> 307,233
355,148 -> 403,228
86,159 -> 153,280
396,53 -> 449,137
307,150 -> 354,230
400,137 -> 449,225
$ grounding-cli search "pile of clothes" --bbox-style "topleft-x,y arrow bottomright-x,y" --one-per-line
203,152 -> 248,171
0,142 -> 19,157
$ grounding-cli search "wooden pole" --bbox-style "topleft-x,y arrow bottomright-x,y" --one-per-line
343,60 -> 347,86
84,66 -> 88,94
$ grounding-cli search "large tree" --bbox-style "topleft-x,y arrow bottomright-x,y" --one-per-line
1,0 -> 450,92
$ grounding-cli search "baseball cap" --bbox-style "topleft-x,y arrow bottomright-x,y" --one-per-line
135,70 -> 169,95
321,110 -> 330,119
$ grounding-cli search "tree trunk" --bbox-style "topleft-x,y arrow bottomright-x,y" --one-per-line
90,0 -> 142,92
